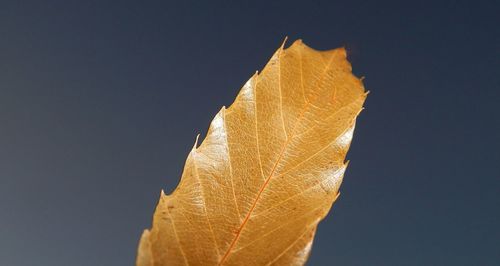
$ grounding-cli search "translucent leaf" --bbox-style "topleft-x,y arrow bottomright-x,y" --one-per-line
137,39 -> 367,266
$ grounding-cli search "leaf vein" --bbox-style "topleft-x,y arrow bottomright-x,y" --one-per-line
218,50 -> 339,265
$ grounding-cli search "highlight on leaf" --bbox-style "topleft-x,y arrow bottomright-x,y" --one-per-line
136,39 -> 367,266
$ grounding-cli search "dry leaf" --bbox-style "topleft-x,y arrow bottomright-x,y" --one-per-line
137,39 -> 367,266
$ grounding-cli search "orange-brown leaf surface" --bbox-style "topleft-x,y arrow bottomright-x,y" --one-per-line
136,39 -> 367,266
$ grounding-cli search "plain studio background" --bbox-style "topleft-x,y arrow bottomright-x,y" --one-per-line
1,0 -> 498,265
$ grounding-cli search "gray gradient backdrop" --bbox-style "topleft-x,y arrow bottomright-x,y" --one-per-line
1,0 -> 499,265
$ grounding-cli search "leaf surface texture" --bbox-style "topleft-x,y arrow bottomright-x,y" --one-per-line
137,40 -> 367,266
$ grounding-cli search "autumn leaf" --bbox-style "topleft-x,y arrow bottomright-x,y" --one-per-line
136,39 -> 367,266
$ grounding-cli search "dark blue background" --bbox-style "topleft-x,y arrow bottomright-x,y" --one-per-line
1,0 -> 499,265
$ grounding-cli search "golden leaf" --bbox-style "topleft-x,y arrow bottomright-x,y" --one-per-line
137,39 -> 367,266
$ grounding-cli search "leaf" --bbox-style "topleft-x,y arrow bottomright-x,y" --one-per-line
136,39 -> 367,266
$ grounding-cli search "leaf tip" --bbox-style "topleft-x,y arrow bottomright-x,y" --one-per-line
280,36 -> 289,50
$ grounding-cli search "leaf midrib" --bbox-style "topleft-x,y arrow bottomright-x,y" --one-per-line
218,48 -> 339,265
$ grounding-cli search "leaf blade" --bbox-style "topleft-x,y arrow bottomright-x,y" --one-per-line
137,39 -> 367,266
